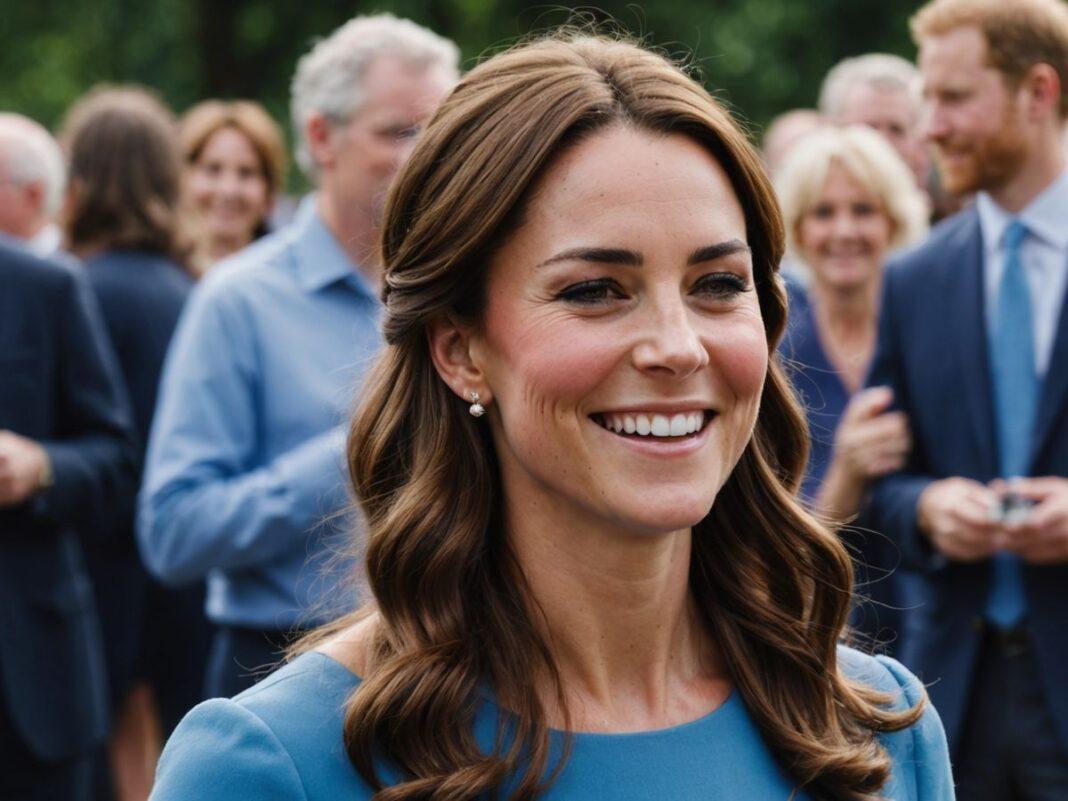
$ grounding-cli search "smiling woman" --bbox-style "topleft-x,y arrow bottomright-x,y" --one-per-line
177,100 -> 287,276
149,33 -> 953,801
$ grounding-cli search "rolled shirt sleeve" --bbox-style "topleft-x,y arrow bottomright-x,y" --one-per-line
137,280 -> 349,586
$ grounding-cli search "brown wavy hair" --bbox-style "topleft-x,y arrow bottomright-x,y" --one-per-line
61,85 -> 187,263
302,32 -> 923,801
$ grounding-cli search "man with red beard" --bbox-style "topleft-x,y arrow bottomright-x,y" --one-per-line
864,0 -> 1068,797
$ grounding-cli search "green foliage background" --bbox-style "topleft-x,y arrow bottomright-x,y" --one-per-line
1,0 -> 922,181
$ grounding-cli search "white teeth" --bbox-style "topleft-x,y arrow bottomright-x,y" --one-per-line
597,410 -> 707,437
669,414 -> 688,436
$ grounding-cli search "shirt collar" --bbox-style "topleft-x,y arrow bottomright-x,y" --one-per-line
977,169 -> 1068,252
290,194 -> 376,299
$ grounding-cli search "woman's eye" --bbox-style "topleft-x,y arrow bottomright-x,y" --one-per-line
556,279 -> 627,305
693,272 -> 749,299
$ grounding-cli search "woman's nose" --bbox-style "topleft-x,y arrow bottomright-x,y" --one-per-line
631,297 -> 708,379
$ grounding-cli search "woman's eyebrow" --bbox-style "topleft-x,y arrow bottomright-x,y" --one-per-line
687,239 -> 750,265
535,247 -> 642,269
536,240 -> 750,270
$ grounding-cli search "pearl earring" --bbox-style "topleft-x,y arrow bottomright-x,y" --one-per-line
468,391 -> 485,418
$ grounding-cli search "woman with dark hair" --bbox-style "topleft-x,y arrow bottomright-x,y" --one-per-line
151,35 -> 952,801
61,85 -> 212,801
177,100 -> 286,276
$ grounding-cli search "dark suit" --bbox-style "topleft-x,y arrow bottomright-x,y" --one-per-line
866,208 -> 1068,768
82,250 -> 210,737
0,243 -> 138,798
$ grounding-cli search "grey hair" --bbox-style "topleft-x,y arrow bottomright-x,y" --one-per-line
290,13 -> 460,180
0,113 -> 66,216
818,53 -> 922,122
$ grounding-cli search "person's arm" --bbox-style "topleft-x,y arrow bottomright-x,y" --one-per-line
150,700 -> 308,800
863,266 -> 1000,569
862,265 -> 956,573
26,267 -> 138,535
137,284 -> 349,586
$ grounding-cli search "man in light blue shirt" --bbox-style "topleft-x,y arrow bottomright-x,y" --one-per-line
139,14 -> 459,698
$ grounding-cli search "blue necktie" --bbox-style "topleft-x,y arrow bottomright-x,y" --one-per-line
986,220 -> 1034,628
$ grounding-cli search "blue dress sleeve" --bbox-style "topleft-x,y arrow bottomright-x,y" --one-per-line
150,699 -> 308,800
875,655 -> 956,801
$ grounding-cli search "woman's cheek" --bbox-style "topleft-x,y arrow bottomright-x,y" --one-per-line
707,319 -> 768,434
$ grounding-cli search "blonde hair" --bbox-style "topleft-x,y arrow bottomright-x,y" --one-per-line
776,125 -> 929,261
298,32 -> 922,801
912,0 -> 1068,118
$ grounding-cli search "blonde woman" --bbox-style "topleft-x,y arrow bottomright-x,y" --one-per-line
777,125 -> 928,649
778,125 -> 928,520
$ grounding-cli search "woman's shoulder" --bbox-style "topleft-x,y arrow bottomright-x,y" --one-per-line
150,652 -> 370,801
837,645 -> 919,705
837,645 -> 955,800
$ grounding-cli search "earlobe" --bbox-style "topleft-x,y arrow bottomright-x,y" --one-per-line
426,316 -> 490,405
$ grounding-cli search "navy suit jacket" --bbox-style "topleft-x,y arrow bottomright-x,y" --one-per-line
865,207 -> 1068,756
0,243 -> 138,760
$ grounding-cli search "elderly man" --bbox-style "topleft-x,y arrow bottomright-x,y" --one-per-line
139,14 -> 459,698
819,53 -> 929,191
0,113 -> 67,258
865,0 -> 1068,796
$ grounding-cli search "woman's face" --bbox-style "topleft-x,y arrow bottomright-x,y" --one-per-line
795,161 -> 893,292
470,125 -> 767,536
185,125 -> 272,247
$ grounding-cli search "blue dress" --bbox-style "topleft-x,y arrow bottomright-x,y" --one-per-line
780,281 -> 851,504
149,648 -> 953,800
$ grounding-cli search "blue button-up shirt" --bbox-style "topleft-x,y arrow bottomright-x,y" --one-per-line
138,199 -> 382,629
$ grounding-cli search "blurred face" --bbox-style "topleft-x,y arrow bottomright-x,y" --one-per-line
185,126 -> 271,247
836,83 -> 927,185
796,162 -> 892,292
324,57 -> 454,225
470,126 -> 768,536
0,148 -> 45,239
920,26 -> 1028,195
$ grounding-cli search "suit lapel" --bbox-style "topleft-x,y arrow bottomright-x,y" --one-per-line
951,212 -> 999,475
1029,254 -> 1068,468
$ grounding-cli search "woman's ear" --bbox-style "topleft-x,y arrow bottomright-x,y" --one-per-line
426,316 -> 492,406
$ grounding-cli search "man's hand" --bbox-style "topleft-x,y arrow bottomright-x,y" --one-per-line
0,430 -> 49,508
995,477 -> 1068,564
917,477 -> 1001,561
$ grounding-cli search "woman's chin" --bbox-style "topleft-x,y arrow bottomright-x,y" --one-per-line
606,495 -> 716,537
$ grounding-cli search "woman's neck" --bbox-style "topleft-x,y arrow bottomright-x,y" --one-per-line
507,500 -> 729,732
810,278 -> 878,333
810,278 -> 880,392
202,233 -> 251,265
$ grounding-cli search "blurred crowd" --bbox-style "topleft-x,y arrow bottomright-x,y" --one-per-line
2,1 -> 1068,799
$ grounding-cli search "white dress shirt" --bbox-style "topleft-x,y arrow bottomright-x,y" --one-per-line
977,170 -> 1068,378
